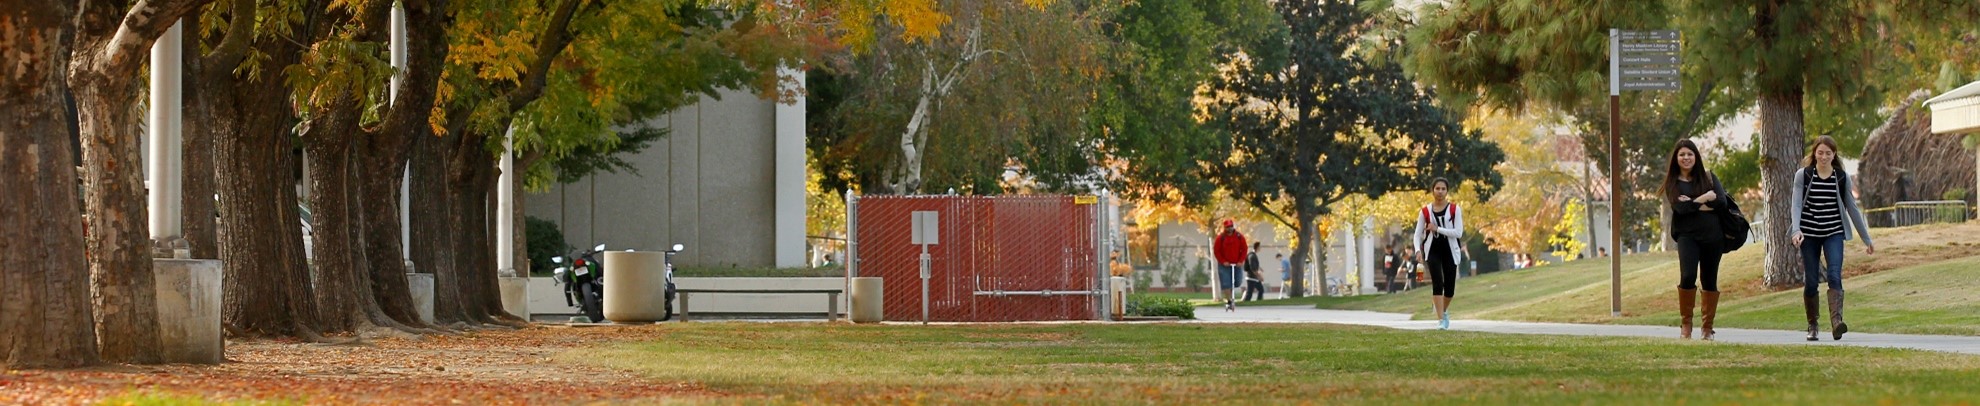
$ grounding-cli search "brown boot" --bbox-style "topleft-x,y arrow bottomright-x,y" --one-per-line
1802,294 -> 1820,341
1700,291 -> 1721,341
1677,289 -> 1697,339
1828,290 -> 1848,340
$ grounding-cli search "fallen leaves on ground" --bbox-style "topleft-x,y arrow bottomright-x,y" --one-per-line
0,324 -> 718,405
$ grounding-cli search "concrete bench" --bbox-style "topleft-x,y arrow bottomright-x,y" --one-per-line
675,288 -> 844,321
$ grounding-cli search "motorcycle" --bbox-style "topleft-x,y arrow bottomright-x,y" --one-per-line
550,243 -> 686,323
551,244 -> 608,323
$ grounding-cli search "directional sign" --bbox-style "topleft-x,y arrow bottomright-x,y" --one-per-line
1622,68 -> 1680,76
1617,30 -> 1679,40
1620,55 -> 1680,64
1612,28 -> 1681,94
1618,43 -> 1679,52
1621,80 -> 1681,90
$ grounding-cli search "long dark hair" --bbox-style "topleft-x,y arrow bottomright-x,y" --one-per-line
1801,135 -> 1846,176
1660,139 -> 1716,199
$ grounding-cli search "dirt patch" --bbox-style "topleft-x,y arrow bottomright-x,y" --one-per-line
0,324 -> 716,405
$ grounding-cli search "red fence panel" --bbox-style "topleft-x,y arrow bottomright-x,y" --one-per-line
853,195 -> 1099,322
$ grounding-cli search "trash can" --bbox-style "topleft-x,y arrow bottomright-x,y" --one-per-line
850,277 -> 884,323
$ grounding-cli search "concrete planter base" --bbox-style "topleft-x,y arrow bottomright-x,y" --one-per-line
155,258 -> 223,364
499,276 -> 530,319
407,273 -> 435,324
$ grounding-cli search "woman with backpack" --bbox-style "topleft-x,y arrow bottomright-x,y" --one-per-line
1413,178 -> 1465,330
1790,135 -> 1875,341
1664,139 -> 1732,340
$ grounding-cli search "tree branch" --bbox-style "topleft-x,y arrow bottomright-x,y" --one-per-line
504,0 -> 599,115
1673,79 -> 1719,138
202,0 -> 256,69
84,0 -> 212,74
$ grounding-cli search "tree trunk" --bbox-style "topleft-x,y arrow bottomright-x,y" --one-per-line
1288,207 -> 1317,298
206,34 -> 325,341
515,177 -> 530,277
0,0 -> 103,369
445,132 -> 521,324
411,130 -> 468,325
304,104 -> 388,334
181,22 -> 218,260
357,135 -> 429,329
1758,90 -> 1808,288
354,0 -> 448,330
69,34 -> 163,369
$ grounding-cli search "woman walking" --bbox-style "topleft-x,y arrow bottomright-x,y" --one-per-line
1790,135 -> 1875,341
1663,139 -> 1730,340
1413,178 -> 1464,330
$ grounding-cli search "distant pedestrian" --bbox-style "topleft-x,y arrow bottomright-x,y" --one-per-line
1382,247 -> 1400,293
1664,139 -> 1728,340
1212,220 -> 1247,311
1414,178 -> 1466,330
1276,253 -> 1291,298
1243,242 -> 1265,301
1790,135 -> 1875,341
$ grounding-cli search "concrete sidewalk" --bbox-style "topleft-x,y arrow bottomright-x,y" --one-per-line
1194,305 -> 1980,355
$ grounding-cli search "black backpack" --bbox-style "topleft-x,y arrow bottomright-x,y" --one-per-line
1718,193 -> 1750,253
1708,170 -> 1750,253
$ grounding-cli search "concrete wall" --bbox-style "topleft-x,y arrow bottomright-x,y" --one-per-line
525,89 -> 802,268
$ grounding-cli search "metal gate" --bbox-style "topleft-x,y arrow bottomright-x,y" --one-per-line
848,194 -> 1105,322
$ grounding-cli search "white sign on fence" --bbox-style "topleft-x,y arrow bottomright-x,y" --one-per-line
910,211 -> 939,245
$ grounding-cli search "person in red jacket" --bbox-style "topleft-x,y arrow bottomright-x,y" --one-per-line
1212,219 -> 1248,311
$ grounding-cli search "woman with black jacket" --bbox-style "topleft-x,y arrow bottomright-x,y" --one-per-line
1663,139 -> 1731,340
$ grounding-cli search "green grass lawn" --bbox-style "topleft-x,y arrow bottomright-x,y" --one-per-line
569,322 -> 1980,404
1305,222 -> 1980,335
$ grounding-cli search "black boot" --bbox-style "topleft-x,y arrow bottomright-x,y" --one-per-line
1829,290 -> 1848,340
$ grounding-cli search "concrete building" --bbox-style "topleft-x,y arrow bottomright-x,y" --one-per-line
1926,81 -> 1980,197
524,86 -> 807,268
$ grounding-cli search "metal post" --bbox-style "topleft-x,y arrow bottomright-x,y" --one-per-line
1607,28 -> 1625,318
920,244 -> 931,325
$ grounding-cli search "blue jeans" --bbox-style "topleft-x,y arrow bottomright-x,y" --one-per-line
1800,234 -> 1846,296
1219,264 -> 1243,291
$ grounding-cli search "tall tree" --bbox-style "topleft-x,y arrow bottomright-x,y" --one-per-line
192,0 -> 331,339
1094,0 -> 1285,205
67,0 -> 211,364
287,0 -> 408,335
0,0 -> 102,369
353,0 -> 451,331
812,0 -> 1114,195
1206,0 -> 1503,298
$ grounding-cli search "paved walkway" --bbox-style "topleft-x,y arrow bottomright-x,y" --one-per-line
1194,305 -> 1980,355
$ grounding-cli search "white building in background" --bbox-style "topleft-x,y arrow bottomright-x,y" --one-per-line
524,85 -> 807,269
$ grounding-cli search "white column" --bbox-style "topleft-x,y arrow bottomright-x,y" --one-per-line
774,66 -> 806,267
1360,216 -> 1376,292
496,127 -> 516,276
148,21 -> 185,239
392,3 -> 411,257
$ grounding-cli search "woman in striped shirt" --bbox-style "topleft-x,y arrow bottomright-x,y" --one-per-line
1789,135 -> 1875,341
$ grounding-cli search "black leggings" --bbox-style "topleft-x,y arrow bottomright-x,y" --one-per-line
1676,236 -> 1724,292
1426,249 -> 1457,297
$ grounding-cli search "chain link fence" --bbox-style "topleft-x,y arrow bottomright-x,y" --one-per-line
849,195 -> 1104,322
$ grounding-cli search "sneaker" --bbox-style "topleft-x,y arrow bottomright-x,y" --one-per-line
1439,313 -> 1450,330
